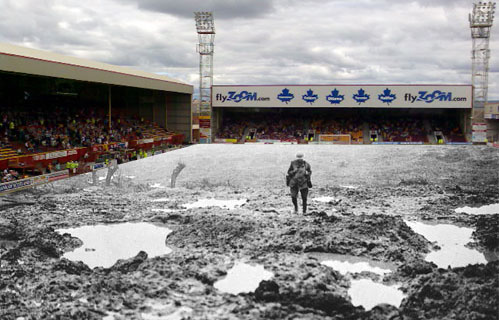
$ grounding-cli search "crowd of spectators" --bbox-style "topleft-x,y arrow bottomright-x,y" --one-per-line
0,107 -> 173,156
370,118 -> 428,143
217,114 -> 364,142
310,118 -> 364,142
215,113 -> 474,144
254,115 -> 303,141
1,168 -> 20,183
216,116 -> 248,140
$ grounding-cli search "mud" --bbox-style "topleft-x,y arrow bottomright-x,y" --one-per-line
1,145 -> 498,319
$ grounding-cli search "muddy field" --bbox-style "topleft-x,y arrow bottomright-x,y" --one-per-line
1,145 -> 498,319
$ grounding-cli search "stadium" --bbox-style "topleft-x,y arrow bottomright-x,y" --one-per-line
1,2 -> 499,320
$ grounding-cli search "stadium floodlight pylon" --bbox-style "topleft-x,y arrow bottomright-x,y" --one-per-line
194,11 -> 215,143
469,1 -> 496,110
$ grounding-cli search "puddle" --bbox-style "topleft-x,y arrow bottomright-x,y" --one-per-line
341,185 -> 359,189
214,262 -> 274,295
57,222 -> 172,268
83,186 -> 102,192
349,279 -> 405,311
405,221 -> 488,268
125,175 -> 136,179
455,203 -> 499,215
312,253 -> 395,276
151,208 -> 175,213
149,183 -> 166,189
183,198 -> 247,210
151,198 -> 172,202
312,196 -> 338,203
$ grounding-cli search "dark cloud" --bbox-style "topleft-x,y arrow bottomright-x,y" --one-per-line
0,0 -> 497,99
117,0 -> 276,19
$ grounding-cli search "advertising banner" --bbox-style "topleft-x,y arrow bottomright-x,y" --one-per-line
472,123 -> 487,143
33,154 -> 46,161
200,128 -> 212,144
214,138 -> 238,144
199,116 -> 211,128
0,170 -> 70,195
46,150 -> 68,160
212,85 -> 472,109
46,170 -> 70,182
485,102 -> 499,118
0,178 -> 33,194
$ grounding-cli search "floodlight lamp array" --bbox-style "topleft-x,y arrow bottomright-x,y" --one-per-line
469,1 -> 496,27
195,12 -> 215,33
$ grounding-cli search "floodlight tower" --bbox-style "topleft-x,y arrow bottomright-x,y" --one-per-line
194,11 -> 215,143
469,1 -> 496,110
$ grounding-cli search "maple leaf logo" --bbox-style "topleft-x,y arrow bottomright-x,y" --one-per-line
352,88 -> 370,105
277,88 -> 295,104
326,88 -> 345,104
378,88 -> 396,105
302,89 -> 318,105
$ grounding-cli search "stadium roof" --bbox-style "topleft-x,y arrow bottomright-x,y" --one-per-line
0,42 -> 192,94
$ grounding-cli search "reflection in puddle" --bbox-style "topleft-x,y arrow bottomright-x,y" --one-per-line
349,279 -> 405,311
455,203 -> 499,215
57,222 -> 172,268
405,221 -> 488,268
183,198 -> 247,210
316,253 -> 394,276
313,196 -> 337,203
214,262 -> 274,295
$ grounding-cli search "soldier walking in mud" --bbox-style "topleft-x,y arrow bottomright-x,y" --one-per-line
287,153 -> 312,214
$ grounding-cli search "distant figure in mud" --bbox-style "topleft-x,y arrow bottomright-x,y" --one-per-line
287,153 -> 312,214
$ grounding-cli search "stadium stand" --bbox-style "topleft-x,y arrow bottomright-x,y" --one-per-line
214,113 -> 470,144
0,106 -> 184,178
216,116 -> 248,140
370,118 -> 429,143
255,115 -> 302,141
0,109 -> 178,156
310,118 -> 364,143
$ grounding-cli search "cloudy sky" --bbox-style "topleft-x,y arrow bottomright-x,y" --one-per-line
1,0 -> 498,99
